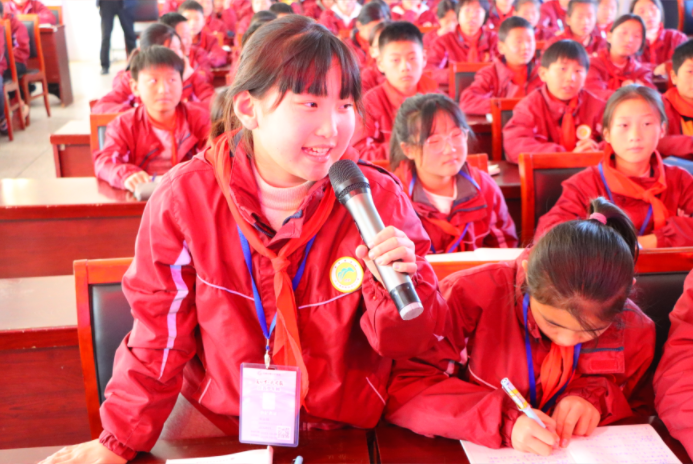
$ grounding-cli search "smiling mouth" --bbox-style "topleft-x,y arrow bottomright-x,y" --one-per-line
302,146 -> 334,160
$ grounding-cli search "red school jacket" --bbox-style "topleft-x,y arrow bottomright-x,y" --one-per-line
193,28 -> 228,67
427,27 -> 499,86
654,269 -> 693,456
502,86 -> 606,164
638,26 -> 688,68
390,3 -> 438,26
343,31 -> 370,69
93,103 -> 211,189
96,142 -> 448,460
361,62 -> 385,94
385,256 -> 655,448
3,13 -> 29,66
91,69 -> 215,114
5,0 -> 55,25
535,154 -> 693,247
393,161 -> 518,252
658,94 -> 693,159
458,57 -> 542,115
318,8 -> 358,35
543,27 -> 607,57
189,46 -> 213,83
585,49 -> 656,101
0,21 -> 6,77
539,0 -> 566,32
205,13 -> 234,47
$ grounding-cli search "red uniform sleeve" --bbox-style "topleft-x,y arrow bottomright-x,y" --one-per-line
318,10 -> 339,34
202,31 -> 228,67
352,91 -> 389,162
99,174 -> 198,459
91,74 -> 135,114
654,269 -> 693,456
535,174 -> 591,239
658,135 -> 693,159
458,65 -> 497,114
190,71 -> 215,108
479,171 -> 519,247
93,113 -> 146,189
653,169 -> 693,248
584,64 -> 613,101
502,96 -> 566,164
31,1 -> 56,25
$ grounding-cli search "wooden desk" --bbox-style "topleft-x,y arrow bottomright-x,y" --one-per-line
0,428 -> 372,464
0,178 -> 145,278
50,120 -> 92,178
376,418 -> 691,464
40,25 -> 73,107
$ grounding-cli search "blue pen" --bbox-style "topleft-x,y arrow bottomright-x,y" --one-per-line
501,378 -> 546,429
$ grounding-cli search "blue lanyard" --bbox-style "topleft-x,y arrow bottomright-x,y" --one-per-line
237,226 -> 316,350
523,294 -> 582,412
597,162 -> 653,236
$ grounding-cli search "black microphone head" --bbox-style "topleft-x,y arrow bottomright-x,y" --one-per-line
329,159 -> 370,205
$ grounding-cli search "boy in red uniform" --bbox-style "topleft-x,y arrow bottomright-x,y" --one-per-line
160,12 -> 213,82
543,0 -> 607,56
180,0 -> 228,67
515,0 -> 553,40
503,40 -> 605,164
354,21 -> 438,161
539,0 -> 569,32
658,41 -> 693,159
460,16 -> 541,115
4,0 -> 55,24
93,46 -> 211,191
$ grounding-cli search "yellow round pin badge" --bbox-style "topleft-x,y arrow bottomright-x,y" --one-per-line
330,257 -> 364,293
576,124 -> 591,141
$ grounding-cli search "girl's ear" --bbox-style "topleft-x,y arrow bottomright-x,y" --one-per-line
233,90 -> 259,130
659,121 -> 667,140
521,259 -> 528,273
603,126 -> 611,144
129,78 -> 140,98
376,55 -> 385,73
538,66 -> 548,83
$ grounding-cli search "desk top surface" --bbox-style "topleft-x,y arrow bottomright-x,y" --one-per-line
492,160 -> 519,188
53,119 -> 89,136
0,275 -> 76,330
0,178 -> 142,209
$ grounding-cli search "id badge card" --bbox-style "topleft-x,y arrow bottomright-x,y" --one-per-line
239,363 -> 300,447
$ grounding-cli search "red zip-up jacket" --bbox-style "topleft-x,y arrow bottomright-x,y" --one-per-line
91,69 -> 215,114
205,14 -> 233,46
214,9 -> 237,37
299,0 -> 324,19
458,57 -> 542,115
190,44 -> 213,83
385,257 -> 655,448
585,49 -> 656,100
502,86 -> 606,164
361,63 -> 385,94
539,0 -> 566,32
232,0 -> 253,23
343,31 -> 370,69
638,26 -> 688,68
4,13 -> 29,66
654,268 -> 693,457
97,143 -> 448,460
93,103 -> 211,189
390,3 -> 438,26
5,0 -> 55,25
193,28 -> 228,67
394,161 -> 518,252
658,94 -> 693,159
318,8 -> 358,35
535,156 -> 693,247
427,27 -> 499,86
543,27 -> 607,56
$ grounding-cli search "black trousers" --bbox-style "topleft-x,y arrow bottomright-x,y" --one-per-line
99,0 -> 137,69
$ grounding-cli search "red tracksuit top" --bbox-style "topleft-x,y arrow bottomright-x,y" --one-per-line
585,49 -> 656,101
426,27 -> 499,87
92,103 -> 211,189
458,57 -> 542,115
385,256 -> 655,448
97,144 -> 448,460
502,86 -> 606,164
394,161 -> 518,252
193,28 -> 228,67
205,14 -> 234,47
535,155 -> 693,247
4,0 -> 55,25
91,69 -> 215,114
654,268 -> 693,457
658,94 -> 693,159
189,46 -> 213,83
638,27 -> 688,68
543,27 -> 607,57
361,63 -> 385,94
390,3 -> 439,26
318,8 -> 358,35
539,0 -> 566,32
3,13 -> 29,66
343,31 -> 370,69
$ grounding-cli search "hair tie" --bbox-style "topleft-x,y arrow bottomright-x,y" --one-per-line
589,212 -> 607,225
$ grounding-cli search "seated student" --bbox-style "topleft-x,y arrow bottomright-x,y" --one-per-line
539,0 -> 569,32
3,0 -> 56,25
631,0 -> 687,77
344,2 -> 388,69
596,0 -> 617,34
93,46 -> 211,192
537,86 -> 693,248
514,0 -> 553,41
423,0 -> 458,49
503,40 -> 605,164
212,0 -> 237,44
160,12 -> 213,82
361,21 -> 388,93
659,41 -> 693,159
195,0 -> 234,47
180,0 -> 228,67
319,0 -> 362,35
92,24 -> 215,114
228,10 -> 277,82
385,197 -> 655,454
427,0 -> 499,87
354,21 -> 438,161
585,14 -> 656,100
543,0 -> 607,56
235,0 -> 273,45
390,93 -> 518,252
1,4 -> 29,82
44,16 -> 446,464
460,17 -> 541,115
487,0 -> 514,30
391,0 -> 438,26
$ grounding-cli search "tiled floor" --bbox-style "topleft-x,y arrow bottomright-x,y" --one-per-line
0,59 -> 126,178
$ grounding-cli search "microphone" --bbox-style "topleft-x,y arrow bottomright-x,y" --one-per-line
329,160 -> 424,321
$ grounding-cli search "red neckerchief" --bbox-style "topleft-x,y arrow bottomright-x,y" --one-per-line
458,26 -> 483,62
597,48 -> 634,90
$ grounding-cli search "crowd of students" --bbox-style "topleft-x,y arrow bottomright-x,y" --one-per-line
23,0 -> 693,462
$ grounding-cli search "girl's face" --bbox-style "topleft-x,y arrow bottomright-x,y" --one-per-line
529,296 -> 611,347
607,20 -> 643,57
406,111 -> 468,179
632,0 -> 662,33
458,1 -> 486,36
238,65 -> 356,187
516,3 -> 539,27
603,97 -> 664,168
597,0 -> 617,26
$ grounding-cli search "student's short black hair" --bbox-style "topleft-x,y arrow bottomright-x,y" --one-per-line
179,0 -> 204,13
130,45 -> 185,81
609,13 -> 647,54
437,0 -> 458,18
242,12 -> 277,46
567,0 -> 597,17
358,1 -> 389,25
455,0 -> 490,24
541,39 -> 590,70
672,40 -> 693,73
269,2 -> 294,15
498,16 -> 533,41
378,21 -> 423,50
160,12 -> 188,29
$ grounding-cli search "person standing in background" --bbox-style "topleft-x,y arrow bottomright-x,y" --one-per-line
98,0 -> 138,75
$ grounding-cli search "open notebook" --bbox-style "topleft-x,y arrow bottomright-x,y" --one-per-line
461,425 -> 681,464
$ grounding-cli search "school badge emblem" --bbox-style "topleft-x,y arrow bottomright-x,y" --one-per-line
330,257 -> 364,293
